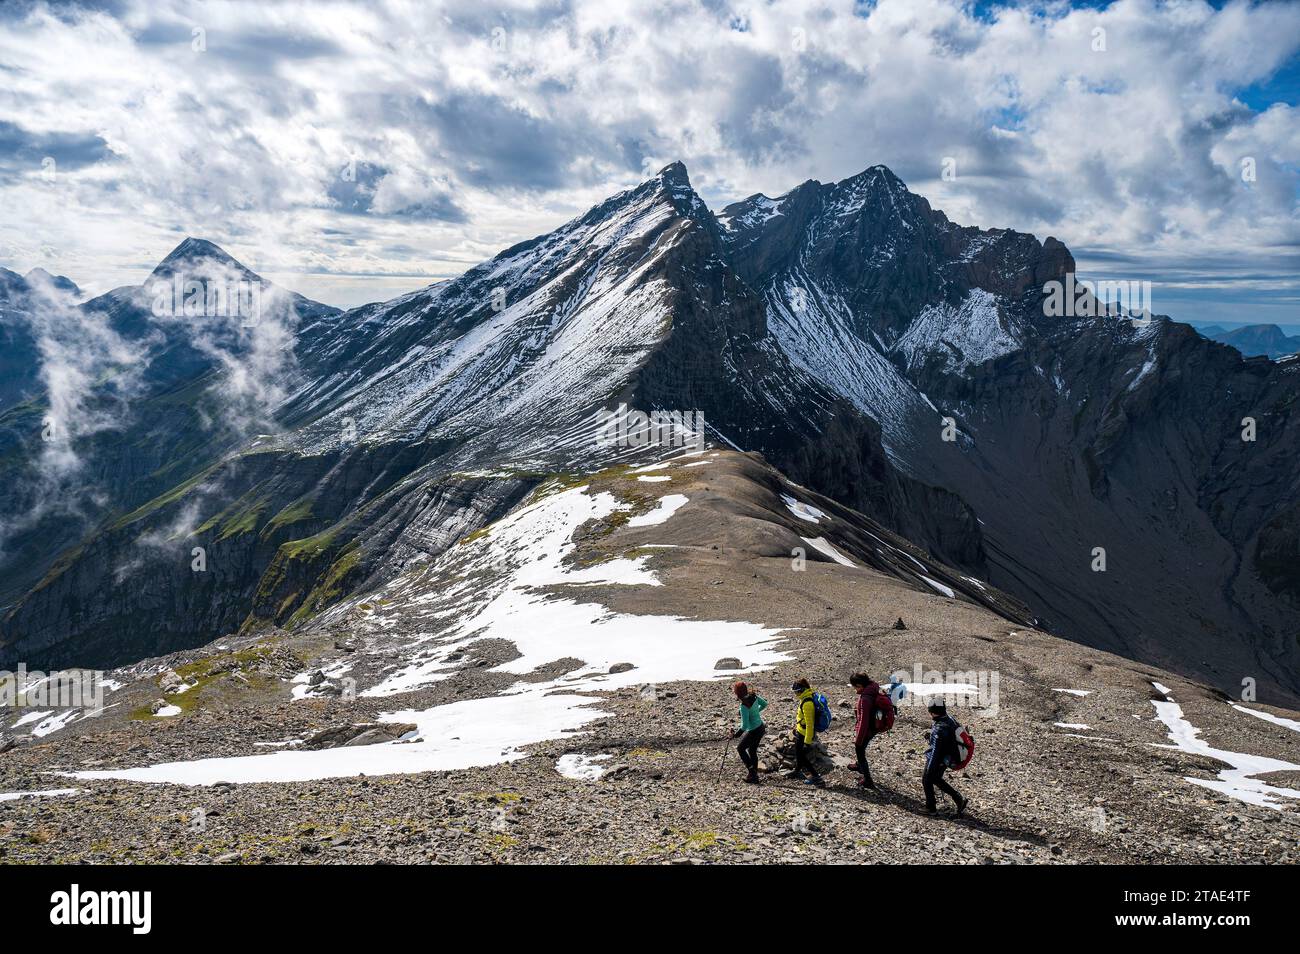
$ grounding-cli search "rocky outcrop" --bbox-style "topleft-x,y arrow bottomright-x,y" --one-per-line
302,722 -> 418,749
717,165 -> 1300,703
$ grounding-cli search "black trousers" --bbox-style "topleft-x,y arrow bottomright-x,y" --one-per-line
854,736 -> 874,785
737,725 -> 765,770
793,735 -> 819,776
923,763 -> 961,809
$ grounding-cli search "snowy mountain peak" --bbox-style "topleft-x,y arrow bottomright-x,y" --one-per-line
647,160 -> 713,225
654,160 -> 691,188
150,237 -> 258,281
717,193 -> 786,233
846,163 -> 907,188
824,163 -> 921,225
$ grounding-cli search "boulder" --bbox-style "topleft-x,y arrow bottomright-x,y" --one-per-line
714,657 -> 742,670
303,722 -> 418,750
608,662 -> 636,674
299,677 -> 341,698
764,737 -> 837,776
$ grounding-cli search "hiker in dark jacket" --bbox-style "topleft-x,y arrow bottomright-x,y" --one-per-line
785,678 -> 825,787
731,681 -> 768,784
849,672 -> 880,789
922,701 -> 967,816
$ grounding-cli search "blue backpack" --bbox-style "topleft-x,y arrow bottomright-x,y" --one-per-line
811,691 -> 833,733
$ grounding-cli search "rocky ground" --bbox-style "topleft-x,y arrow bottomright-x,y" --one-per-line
2,452 -> 1298,864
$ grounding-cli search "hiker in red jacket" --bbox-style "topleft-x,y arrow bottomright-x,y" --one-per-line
849,672 -> 881,789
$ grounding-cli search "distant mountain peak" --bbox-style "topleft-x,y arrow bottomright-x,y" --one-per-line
843,163 -> 906,187
167,236 -> 231,258
637,159 -> 712,225
151,237 -> 256,280
1204,322 -> 1300,360
22,267 -> 81,297
655,160 -> 691,188
826,163 -> 916,214
136,237 -> 339,317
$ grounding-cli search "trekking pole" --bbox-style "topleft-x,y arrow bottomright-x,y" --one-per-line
717,736 -> 730,781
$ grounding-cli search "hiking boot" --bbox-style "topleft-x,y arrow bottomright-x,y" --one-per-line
924,805 -> 939,816
745,772 -> 761,785
805,775 -> 826,788
955,796 -> 968,817
784,770 -> 806,780
859,777 -> 876,790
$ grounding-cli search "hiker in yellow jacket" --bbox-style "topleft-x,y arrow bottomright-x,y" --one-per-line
786,678 -> 825,787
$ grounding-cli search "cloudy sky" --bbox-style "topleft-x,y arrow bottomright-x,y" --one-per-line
1,0 -> 1297,325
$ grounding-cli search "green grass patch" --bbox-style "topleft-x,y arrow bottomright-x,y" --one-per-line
468,791 -> 523,804
266,498 -> 315,534
278,524 -> 345,561
110,463 -> 220,531
459,525 -> 492,545
627,747 -> 667,759
286,543 -> 360,627
129,644 -> 279,720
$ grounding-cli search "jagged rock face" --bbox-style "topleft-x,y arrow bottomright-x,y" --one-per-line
2,164 -> 1297,704
885,309 -> 1300,701
623,170 -> 988,571
720,168 -> 1300,702
721,166 -> 1074,343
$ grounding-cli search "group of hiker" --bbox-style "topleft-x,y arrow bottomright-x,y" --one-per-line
729,674 -> 970,817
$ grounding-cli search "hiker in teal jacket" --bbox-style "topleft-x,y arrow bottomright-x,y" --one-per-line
731,681 -> 767,784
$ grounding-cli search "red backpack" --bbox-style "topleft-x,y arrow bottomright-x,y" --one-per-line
870,687 -> 896,733
949,724 -> 975,770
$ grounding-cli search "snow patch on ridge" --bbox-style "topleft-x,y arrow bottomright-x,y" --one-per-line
0,788 -> 81,802
31,710 -> 80,737
627,494 -> 688,527
781,494 -> 826,524
765,273 -> 932,457
555,753 -> 611,780
894,289 -> 1020,374
918,575 -> 955,598
718,195 -> 785,232
1230,704 -> 1300,734
73,485 -> 789,786
801,536 -> 856,567
1150,683 -> 1300,809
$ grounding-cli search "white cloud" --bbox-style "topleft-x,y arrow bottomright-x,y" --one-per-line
0,273 -> 147,557
0,0 -> 1295,314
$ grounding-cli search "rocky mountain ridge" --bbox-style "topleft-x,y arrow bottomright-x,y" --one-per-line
1,161 -> 1297,706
